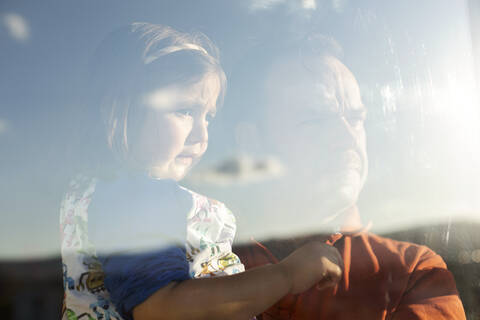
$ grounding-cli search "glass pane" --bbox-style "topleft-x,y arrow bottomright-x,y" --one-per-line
1,1 -> 478,319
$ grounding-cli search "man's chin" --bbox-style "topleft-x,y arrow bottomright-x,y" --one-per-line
337,183 -> 361,204
310,179 -> 361,217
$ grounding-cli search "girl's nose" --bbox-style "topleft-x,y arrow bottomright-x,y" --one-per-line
187,118 -> 208,146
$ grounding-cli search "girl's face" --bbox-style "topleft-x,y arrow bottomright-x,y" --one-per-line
129,72 -> 221,180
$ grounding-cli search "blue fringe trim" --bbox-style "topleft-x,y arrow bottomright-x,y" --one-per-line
100,246 -> 191,320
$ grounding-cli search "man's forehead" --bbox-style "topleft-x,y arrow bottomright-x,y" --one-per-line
265,55 -> 365,113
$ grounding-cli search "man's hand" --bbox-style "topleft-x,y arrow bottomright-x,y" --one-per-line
279,241 -> 343,294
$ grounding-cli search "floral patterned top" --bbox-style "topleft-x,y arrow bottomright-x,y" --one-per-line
60,174 -> 244,320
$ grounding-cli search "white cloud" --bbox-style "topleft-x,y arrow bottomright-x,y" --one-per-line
302,0 -> 317,10
188,154 -> 285,186
143,87 -> 182,111
3,13 -> 30,42
249,0 -> 287,11
249,0 -> 317,11
0,119 -> 8,135
331,0 -> 347,12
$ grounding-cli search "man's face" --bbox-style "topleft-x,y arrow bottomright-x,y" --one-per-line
264,55 -> 368,216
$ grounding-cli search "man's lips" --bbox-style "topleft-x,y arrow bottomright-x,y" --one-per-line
342,150 -> 362,170
317,150 -> 363,174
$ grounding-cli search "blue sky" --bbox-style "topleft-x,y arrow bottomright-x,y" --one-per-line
1,0 -> 479,259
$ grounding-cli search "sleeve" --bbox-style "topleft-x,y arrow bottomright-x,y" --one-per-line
99,247 -> 191,320
392,248 -> 466,320
214,205 -> 246,275
186,196 -> 245,278
88,177 -> 194,320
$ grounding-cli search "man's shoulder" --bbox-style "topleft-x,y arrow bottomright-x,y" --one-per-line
360,232 -> 447,270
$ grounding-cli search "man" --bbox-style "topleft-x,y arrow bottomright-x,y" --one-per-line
233,41 -> 466,319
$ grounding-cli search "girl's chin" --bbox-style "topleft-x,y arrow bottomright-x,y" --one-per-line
170,163 -> 197,181
145,159 -> 195,180
145,166 -> 181,181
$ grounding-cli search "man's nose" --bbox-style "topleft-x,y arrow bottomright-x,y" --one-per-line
329,116 -> 359,150
187,118 -> 208,146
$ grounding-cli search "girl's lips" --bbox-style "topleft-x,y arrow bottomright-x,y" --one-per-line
175,156 -> 193,166
177,150 -> 205,167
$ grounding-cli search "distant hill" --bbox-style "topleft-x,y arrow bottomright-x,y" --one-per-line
1,222 -> 479,320
0,258 -> 63,319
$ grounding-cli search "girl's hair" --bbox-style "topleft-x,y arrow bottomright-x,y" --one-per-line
81,22 -> 226,175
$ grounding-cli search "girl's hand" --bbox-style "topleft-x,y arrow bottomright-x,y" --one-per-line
278,241 -> 343,294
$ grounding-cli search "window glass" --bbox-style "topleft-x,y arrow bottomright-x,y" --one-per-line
1,1 -> 479,319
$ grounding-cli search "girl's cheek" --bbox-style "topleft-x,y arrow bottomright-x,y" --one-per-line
165,113 -> 193,128
169,115 -> 195,142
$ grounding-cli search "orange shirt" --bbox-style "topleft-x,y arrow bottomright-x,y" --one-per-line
235,232 -> 466,319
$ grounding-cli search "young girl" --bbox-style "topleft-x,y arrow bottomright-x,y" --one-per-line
60,22 -> 343,320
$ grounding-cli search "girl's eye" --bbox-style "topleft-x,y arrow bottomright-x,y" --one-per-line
174,109 -> 193,118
